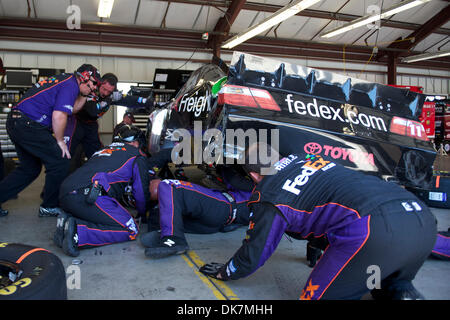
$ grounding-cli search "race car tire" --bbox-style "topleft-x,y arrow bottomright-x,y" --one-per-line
407,175 -> 450,209
0,243 -> 67,300
146,108 -> 169,156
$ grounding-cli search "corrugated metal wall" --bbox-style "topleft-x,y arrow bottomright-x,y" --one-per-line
1,40 -> 449,95
1,40 -> 448,138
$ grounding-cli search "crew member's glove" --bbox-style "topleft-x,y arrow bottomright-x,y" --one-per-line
199,262 -> 229,281
111,90 -> 123,102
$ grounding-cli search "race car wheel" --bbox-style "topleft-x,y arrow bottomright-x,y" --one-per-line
0,243 -> 67,300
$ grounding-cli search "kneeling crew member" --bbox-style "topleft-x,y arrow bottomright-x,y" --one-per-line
200,144 -> 437,300
141,165 -> 254,259
54,125 -> 150,257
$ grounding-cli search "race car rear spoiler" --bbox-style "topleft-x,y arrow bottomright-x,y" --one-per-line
228,52 -> 425,121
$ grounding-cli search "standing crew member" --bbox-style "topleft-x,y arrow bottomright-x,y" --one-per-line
0,64 -> 100,217
64,73 -> 153,160
54,125 -> 150,257
200,144 -> 437,300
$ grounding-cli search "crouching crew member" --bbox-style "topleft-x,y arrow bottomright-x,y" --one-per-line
141,165 -> 254,259
54,125 -> 150,257
200,144 -> 437,300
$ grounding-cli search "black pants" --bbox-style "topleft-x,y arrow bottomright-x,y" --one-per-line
0,111 -> 70,207
60,192 -> 139,247
158,180 -> 250,240
307,199 -> 437,300
68,119 -> 102,159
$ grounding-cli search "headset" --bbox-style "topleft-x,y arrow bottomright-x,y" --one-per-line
76,64 -> 101,85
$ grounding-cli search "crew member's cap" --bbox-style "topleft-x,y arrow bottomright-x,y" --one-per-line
124,112 -> 135,122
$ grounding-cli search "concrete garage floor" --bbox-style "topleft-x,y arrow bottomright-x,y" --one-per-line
0,170 -> 449,301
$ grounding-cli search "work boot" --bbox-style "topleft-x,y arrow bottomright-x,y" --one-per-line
53,211 -> 71,248
371,281 -> 425,300
0,205 -> 8,217
62,217 -> 80,257
144,234 -> 189,259
39,206 -> 64,217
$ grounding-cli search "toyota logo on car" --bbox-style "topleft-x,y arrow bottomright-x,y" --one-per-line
304,142 -> 375,166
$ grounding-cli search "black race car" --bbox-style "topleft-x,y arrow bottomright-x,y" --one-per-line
146,52 -> 436,191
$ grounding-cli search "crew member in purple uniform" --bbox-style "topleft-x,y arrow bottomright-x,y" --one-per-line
141,165 -> 254,259
200,144 -> 437,300
0,64 -> 100,217
54,125 -> 150,257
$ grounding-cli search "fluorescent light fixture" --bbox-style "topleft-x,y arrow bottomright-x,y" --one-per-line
321,0 -> 432,39
97,0 -> 115,18
402,50 -> 450,63
222,0 -> 323,49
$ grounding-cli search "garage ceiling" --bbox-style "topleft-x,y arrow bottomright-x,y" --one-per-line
0,0 -> 449,71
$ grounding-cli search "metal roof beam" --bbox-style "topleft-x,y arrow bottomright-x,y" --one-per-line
157,0 -> 450,36
0,17 -> 203,39
382,4 -> 450,59
0,17 -> 443,58
208,0 -> 246,58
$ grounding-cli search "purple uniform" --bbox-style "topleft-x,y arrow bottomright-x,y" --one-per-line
16,74 -> 79,128
431,230 -> 450,260
0,73 -> 79,209
157,179 -> 251,239
59,142 -> 150,248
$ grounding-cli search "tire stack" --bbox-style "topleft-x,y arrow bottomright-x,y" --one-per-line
0,243 -> 67,300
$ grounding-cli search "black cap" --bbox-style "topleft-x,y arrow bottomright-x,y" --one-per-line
116,124 -> 142,143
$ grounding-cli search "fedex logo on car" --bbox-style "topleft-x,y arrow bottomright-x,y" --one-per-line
177,91 -> 210,117
285,94 -> 387,133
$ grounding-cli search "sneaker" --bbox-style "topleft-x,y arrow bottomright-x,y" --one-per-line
144,235 -> 189,259
53,211 -> 70,248
140,231 -> 161,247
0,206 -> 8,217
62,217 -> 80,257
39,206 -> 64,217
